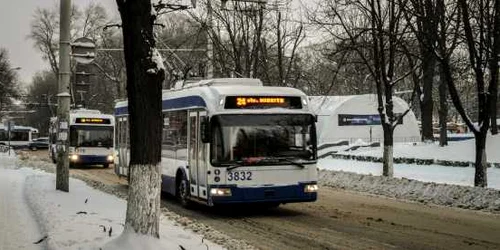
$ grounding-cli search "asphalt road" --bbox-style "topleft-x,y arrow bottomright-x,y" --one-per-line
24,149 -> 500,250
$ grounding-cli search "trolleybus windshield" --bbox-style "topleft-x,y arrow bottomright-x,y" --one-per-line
211,114 -> 316,166
69,125 -> 113,148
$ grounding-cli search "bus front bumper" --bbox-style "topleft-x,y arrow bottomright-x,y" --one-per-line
208,182 -> 317,205
69,154 -> 114,165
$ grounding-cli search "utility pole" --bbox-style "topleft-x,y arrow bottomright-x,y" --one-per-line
56,0 -> 71,192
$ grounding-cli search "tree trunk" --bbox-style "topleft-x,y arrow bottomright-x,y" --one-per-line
438,63 -> 448,146
474,132 -> 488,187
126,164 -> 161,236
117,0 -> 164,238
491,91 -> 498,134
420,52 -> 435,142
382,126 -> 394,177
277,11 -> 284,86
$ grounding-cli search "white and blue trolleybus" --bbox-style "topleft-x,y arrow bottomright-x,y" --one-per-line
49,109 -> 115,167
0,125 -> 39,149
114,78 -> 318,207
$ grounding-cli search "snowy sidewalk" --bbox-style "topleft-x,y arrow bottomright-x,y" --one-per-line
0,153 -> 225,250
0,167 -> 45,250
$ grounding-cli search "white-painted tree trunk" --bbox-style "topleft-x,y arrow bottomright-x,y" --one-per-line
383,145 -> 394,177
125,163 -> 162,237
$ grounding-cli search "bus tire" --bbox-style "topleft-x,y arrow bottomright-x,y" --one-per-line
103,163 -> 109,168
177,173 -> 191,208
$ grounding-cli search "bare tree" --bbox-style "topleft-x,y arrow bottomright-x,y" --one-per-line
185,0 -> 307,85
29,2 -> 125,112
25,71 -> 58,133
312,0 -> 415,177
0,48 -> 21,116
401,0 -> 440,143
437,0 -> 500,187
115,0 -> 165,237
29,7 -> 60,76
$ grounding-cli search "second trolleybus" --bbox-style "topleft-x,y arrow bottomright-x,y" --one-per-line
114,78 -> 318,207
49,109 -> 115,167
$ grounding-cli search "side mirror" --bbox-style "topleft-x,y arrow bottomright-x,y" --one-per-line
200,116 -> 210,143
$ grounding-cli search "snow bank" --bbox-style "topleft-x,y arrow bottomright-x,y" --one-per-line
319,170 -> 500,213
17,156 -> 255,250
20,169 -> 223,250
319,158 -> 500,189
334,134 -> 500,163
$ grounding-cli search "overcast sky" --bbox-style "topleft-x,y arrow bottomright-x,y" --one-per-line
0,0 -> 118,86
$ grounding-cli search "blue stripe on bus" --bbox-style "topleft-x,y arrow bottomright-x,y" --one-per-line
75,155 -> 109,164
208,182 -> 317,204
162,96 -> 207,110
114,96 -> 207,116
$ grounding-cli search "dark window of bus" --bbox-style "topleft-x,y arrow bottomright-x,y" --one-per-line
162,110 -> 188,160
10,131 -> 29,141
0,131 -> 8,141
211,114 -> 316,166
69,126 -> 113,148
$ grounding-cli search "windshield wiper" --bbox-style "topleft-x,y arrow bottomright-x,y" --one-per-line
278,158 -> 305,168
226,161 -> 243,171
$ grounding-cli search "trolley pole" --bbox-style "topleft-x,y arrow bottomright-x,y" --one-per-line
56,0 -> 71,192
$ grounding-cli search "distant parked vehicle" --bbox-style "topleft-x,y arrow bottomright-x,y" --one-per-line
0,125 -> 39,149
29,137 -> 49,150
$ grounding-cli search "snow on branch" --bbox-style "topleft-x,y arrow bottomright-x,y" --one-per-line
392,108 -> 411,129
147,48 -> 165,74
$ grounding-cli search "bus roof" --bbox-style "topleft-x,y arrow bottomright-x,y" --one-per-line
115,78 -> 311,116
0,125 -> 38,132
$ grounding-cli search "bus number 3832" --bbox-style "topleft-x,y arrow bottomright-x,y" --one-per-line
227,171 -> 253,181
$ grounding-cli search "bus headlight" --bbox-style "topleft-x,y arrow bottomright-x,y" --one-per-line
107,155 -> 114,162
69,154 -> 79,162
304,184 -> 318,193
210,188 -> 232,196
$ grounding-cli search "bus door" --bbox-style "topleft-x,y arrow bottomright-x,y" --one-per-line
198,111 -> 208,199
188,110 -> 208,200
117,117 -> 129,176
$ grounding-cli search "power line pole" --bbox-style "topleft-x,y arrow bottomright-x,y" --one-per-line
56,0 -> 71,192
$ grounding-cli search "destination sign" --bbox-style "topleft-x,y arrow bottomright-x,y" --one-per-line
75,118 -> 111,124
225,96 -> 302,109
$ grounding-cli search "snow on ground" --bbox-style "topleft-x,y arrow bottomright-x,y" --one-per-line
0,152 -> 224,250
318,158 -> 500,189
332,134 -> 500,163
0,154 -> 44,250
319,170 -> 500,213
17,154 -> 256,250
316,135 -> 500,213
